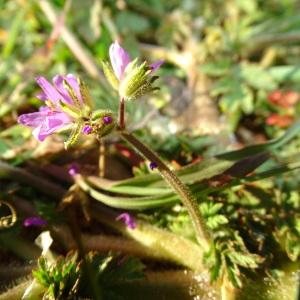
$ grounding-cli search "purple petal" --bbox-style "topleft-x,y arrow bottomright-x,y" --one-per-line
82,125 -> 92,134
26,111 -> 72,141
68,164 -> 79,176
65,74 -> 82,102
149,162 -> 158,170
39,106 -> 50,112
23,216 -> 47,227
103,116 -> 112,124
35,76 -> 62,106
18,106 -> 52,127
116,213 -> 136,229
52,75 -> 73,104
36,92 -> 48,101
150,60 -> 164,72
109,41 -> 131,80
53,74 -> 82,105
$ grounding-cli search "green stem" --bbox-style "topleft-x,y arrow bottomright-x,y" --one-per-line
119,131 -> 211,250
51,223 -> 203,270
0,280 -> 44,300
89,205 -> 205,271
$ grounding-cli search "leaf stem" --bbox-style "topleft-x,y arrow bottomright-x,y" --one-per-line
119,131 -> 211,250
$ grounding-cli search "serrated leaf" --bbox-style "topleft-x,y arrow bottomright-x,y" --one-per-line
207,215 -> 228,229
285,232 -> 300,261
227,251 -> 262,268
226,262 -> 242,288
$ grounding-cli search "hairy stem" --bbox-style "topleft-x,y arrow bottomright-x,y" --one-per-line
89,204 -> 205,271
119,131 -> 211,250
98,138 -> 105,178
0,280 -> 35,300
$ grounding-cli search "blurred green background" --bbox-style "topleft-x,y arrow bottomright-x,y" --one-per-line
2,0 -> 300,143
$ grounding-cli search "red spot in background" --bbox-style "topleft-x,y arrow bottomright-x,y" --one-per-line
115,144 -> 143,166
266,114 -> 294,128
268,90 -> 299,108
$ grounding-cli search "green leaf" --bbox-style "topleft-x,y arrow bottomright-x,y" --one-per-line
200,60 -> 231,76
241,63 -> 277,90
268,65 -> 300,83
206,215 -> 228,230
227,252 -> 262,268
226,262 -> 242,288
100,256 -> 145,284
216,119 -> 300,160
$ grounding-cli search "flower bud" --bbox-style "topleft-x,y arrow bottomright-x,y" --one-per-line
102,41 -> 163,100
119,59 -> 156,100
90,110 -> 116,138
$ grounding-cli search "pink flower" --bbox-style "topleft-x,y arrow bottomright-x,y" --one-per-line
109,41 -> 131,80
150,60 -> 164,72
18,75 -> 83,142
109,41 -> 163,80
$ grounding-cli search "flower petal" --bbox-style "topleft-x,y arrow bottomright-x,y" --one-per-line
35,76 -> 62,106
36,92 -> 48,101
116,213 -> 136,229
109,41 -> 131,80
52,75 -> 73,104
18,106 -> 51,127
65,74 -> 82,102
28,110 -> 71,141
150,60 -> 164,72
52,74 -> 82,105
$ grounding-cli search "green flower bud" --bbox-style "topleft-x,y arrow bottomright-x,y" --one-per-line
119,59 -> 155,100
102,46 -> 162,100
89,110 -> 116,139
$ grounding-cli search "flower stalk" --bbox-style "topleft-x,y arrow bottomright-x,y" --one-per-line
118,96 -> 126,130
119,131 -> 211,250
